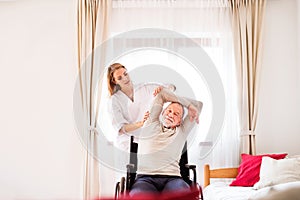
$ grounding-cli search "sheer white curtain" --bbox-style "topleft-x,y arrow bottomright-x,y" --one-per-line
105,0 -> 240,180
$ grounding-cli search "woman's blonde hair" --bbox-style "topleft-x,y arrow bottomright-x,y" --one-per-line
107,63 -> 126,96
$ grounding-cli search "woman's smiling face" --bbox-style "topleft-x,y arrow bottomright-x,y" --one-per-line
113,67 -> 132,89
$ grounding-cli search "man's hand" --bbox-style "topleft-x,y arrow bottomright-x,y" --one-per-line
188,104 -> 199,124
153,86 -> 163,97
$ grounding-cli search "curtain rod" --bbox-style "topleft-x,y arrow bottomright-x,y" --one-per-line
112,0 -> 230,8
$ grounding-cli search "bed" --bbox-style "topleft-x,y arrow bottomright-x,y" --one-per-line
203,154 -> 300,200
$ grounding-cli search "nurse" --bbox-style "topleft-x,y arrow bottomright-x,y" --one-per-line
107,63 -> 175,151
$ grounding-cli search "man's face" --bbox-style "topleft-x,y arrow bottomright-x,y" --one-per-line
162,103 -> 183,129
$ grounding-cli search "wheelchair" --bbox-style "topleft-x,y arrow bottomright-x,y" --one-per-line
114,136 -> 203,199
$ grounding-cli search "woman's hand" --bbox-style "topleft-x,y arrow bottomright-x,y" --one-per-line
133,111 -> 150,131
121,112 -> 149,134
143,111 -> 150,122
153,86 -> 163,97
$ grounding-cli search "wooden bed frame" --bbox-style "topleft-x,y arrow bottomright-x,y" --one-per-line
203,164 -> 238,187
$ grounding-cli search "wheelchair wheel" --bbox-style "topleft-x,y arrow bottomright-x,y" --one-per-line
114,177 -> 126,199
120,177 -> 125,193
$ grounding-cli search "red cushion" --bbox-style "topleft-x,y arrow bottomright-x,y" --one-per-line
230,153 -> 287,187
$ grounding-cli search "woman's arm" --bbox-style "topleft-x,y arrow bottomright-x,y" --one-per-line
110,97 -> 143,135
120,121 -> 143,134
120,111 -> 149,134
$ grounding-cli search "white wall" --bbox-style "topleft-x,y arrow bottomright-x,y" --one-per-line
0,0 -> 85,199
256,0 -> 300,155
298,0 -> 300,82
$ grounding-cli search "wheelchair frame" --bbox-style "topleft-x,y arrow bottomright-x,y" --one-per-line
114,136 -> 203,199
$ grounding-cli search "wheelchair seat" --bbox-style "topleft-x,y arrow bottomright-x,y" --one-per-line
115,136 -> 203,199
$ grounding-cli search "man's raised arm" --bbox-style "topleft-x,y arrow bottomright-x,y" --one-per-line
147,87 -> 203,124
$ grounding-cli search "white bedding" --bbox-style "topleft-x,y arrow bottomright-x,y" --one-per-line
249,181 -> 300,200
204,182 -> 256,200
204,181 -> 300,200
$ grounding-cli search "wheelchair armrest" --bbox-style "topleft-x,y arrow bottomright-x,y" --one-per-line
185,164 -> 197,184
126,163 -> 135,170
126,164 -> 137,191
185,164 -> 196,169
183,164 -> 203,199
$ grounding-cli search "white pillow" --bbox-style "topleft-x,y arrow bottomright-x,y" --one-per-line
288,154 -> 300,158
254,157 -> 300,189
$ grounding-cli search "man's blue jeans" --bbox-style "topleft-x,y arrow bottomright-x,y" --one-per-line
129,175 -> 190,196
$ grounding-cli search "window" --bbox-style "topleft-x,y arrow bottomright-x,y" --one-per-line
97,1 -> 239,168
